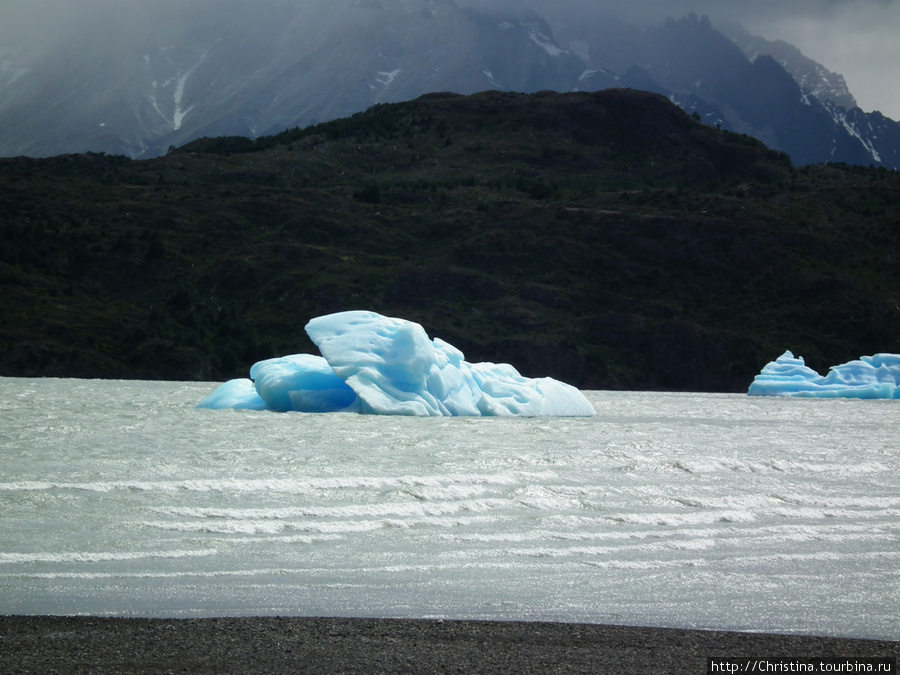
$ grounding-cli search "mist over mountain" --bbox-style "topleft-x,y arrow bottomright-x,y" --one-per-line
1,0 -> 898,169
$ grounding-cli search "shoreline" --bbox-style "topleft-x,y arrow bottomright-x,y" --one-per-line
2,616 -> 898,674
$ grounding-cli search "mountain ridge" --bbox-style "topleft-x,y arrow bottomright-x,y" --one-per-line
1,2 -> 898,169
724,26 -> 858,111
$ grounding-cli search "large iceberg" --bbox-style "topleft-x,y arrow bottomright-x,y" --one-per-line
198,310 -> 595,417
747,350 -> 900,399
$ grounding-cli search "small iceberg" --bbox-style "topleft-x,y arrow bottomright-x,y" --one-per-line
198,310 -> 595,417
747,350 -> 900,399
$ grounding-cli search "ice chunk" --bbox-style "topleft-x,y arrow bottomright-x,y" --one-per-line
305,310 -> 482,416
196,378 -> 268,410
250,354 -> 360,413
748,350 -> 900,399
198,310 -> 595,417
198,356 -> 360,413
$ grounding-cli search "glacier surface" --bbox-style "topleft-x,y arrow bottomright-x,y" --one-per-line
748,350 -> 900,399
198,310 -> 595,417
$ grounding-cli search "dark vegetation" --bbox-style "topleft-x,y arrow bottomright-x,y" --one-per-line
1,89 -> 899,391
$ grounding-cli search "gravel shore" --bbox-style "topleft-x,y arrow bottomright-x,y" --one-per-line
2,616 -> 898,674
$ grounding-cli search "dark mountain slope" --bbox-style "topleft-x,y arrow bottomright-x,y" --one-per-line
635,16 -> 865,167
1,89 -> 899,391
726,27 -> 858,111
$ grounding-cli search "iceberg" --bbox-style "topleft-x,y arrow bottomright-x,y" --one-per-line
198,310 -> 595,417
747,350 -> 900,399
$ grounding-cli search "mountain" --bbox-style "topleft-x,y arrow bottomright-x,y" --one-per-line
0,0 -> 586,158
2,89 -> 899,391
1,1 -> 898,170
558,12 -> 900,169
724,26 -> 858,111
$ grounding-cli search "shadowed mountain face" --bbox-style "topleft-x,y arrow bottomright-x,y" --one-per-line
2,89 -> 899,391
725,27 -> 858,112
0,2 -> 897,168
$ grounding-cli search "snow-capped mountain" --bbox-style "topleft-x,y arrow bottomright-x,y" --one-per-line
0,0 -> 897,170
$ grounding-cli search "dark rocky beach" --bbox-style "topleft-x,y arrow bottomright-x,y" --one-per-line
2,616 -> 897,674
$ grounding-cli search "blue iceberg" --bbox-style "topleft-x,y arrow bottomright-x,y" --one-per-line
198,310 -> 595,417
747,350 -> 900,399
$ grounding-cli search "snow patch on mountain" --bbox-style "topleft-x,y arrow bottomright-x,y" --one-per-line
482,67 -> 501,89
172,72 -> 194,130
794,63 -> 855,109
528,28 -> 567,57
376,69 -> 402,86
144,47 -> 213,133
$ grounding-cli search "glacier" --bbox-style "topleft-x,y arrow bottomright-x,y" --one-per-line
748,350 -> 900,399
198,310 -> 595,417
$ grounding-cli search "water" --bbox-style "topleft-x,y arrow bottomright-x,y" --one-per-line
1,377 -> 897,640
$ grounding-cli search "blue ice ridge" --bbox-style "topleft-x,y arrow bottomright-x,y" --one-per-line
748,350 -> 900,399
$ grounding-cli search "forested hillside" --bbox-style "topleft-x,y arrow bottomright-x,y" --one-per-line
2,89 -> 898,391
